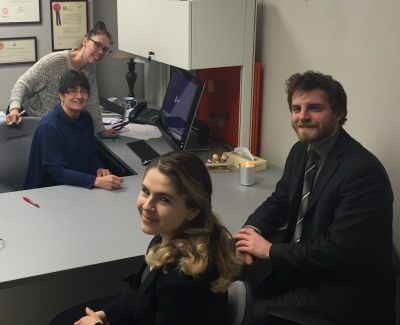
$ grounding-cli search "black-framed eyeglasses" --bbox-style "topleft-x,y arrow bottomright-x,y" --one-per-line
65,89 -> 90,96
88,37 -> 112,56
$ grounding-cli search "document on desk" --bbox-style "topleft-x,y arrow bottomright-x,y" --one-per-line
119,123 -> 162,140
102,116 -> 123,125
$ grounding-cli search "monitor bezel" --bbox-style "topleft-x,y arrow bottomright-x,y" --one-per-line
157,67 -> 205,151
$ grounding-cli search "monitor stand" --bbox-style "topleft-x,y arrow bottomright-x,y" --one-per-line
184,128 -> 211,152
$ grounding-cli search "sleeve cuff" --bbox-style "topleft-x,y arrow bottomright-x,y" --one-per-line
242,225 -> 262,234
8,101 -> 21,111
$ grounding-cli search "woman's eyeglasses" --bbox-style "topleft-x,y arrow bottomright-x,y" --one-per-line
65,89 -> 90,96
88,37 -> 112,56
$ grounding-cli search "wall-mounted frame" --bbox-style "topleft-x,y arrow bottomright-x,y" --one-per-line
0,37 -> 37,65
50,0 -> 88,51
0,0 -> 41,24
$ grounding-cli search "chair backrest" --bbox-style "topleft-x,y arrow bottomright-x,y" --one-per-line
227,280 -> 253,325
0,117 -> 40,193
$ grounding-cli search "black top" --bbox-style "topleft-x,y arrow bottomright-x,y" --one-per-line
104,236 -> 228,325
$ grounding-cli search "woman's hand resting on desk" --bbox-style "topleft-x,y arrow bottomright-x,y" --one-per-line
98,128 -> 119,138
94,174 -> 124,190
5,108 -> 22,125
74,307 -> 110,325
97,168 -> 112,177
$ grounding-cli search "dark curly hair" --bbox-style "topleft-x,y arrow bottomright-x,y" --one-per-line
285,71 -> 347,125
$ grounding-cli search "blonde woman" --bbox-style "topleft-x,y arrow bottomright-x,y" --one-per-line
52,151 -> 239,325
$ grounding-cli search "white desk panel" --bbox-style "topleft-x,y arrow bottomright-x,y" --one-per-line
0,176 -> 149,284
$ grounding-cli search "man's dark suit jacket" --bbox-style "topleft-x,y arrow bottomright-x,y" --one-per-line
245,128 -> 395,325
104,236 -> 228,325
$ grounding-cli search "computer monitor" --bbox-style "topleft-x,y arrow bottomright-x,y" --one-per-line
158,67 -> 205,150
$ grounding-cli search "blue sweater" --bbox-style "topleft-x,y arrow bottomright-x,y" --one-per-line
24,104 -> 102,189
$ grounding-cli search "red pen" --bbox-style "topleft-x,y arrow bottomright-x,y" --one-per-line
23,196 -> 40,208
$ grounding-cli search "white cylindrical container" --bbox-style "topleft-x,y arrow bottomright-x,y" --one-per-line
240,162 -> 256,186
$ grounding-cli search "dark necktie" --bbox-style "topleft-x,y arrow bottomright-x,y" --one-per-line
292,149 -> 319,243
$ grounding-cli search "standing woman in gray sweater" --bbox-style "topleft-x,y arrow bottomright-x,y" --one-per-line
5,21 -> 117,138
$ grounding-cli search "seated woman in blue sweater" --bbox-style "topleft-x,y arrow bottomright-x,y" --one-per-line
51,151 -> 240,325
24,70 -> 123,190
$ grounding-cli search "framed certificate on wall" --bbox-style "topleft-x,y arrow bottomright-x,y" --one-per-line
0,37 -> 37,65
50,0 -> 88,51
0,0 -> 41,24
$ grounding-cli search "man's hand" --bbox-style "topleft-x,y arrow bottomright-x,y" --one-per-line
5,108 -> 22,126
98,128 -> 119,138
94,174 -> 124,190
233,227 -> 272,264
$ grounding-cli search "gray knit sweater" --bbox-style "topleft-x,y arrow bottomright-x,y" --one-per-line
9,50 -> 104,134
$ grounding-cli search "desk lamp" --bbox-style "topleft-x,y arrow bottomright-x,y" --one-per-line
112,50 -> 147,98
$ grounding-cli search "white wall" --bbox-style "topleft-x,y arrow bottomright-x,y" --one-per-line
257,0 -> 400,269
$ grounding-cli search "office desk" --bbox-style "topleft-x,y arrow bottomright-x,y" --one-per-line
0,176 -> 148,285
0,134 -> 282,286
102,134 -> 282,232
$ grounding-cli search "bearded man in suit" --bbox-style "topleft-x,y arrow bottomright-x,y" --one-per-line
234,71 -> 395,325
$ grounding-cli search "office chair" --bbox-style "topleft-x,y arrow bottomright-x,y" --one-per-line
238,257 -> 337,325
0,117 -> 40,193
228,280 -> 253,325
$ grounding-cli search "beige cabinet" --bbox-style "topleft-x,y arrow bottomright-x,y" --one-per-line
117,0 -> 247,70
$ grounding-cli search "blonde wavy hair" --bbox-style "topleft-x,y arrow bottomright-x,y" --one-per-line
144,151 -> 240,293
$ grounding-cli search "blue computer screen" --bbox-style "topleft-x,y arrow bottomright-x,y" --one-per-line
159,68 -> 204,150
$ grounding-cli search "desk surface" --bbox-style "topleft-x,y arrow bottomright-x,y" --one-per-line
0,134 -> 282,285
